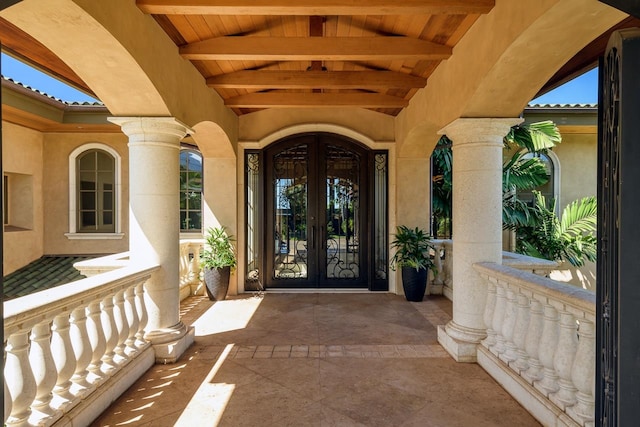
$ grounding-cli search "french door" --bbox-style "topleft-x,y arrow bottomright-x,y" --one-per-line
265,134 -> 369,288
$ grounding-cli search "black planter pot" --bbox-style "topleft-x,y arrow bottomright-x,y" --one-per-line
203,266 -> 231,301
401,266 -> 428,302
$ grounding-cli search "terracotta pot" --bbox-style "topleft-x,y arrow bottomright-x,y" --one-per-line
203,266 -> 231,301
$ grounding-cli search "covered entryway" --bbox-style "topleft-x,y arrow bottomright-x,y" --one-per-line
249,133 -> 388,291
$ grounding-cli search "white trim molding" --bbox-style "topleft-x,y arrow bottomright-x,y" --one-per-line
67,142 -> 123,239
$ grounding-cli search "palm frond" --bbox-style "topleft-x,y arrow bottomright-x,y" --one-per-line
505,120 -> 561,152
503,154 -> 550,192
559,196 -> 597,235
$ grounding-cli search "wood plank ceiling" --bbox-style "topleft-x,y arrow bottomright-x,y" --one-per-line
136,0 -> 495,116
0,2 -> 636,119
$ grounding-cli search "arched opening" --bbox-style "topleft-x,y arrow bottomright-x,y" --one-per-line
245,133 -> 388,291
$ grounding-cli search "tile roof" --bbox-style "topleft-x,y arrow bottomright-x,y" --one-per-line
527,103 -> 597,109
3,255 -> 98,300
1,76 -> 104,106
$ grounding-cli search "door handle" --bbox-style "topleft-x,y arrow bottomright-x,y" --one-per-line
311,226 -> 316,249
321,226 -> 325,250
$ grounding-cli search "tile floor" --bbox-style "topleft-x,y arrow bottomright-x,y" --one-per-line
92,293 -> 540,426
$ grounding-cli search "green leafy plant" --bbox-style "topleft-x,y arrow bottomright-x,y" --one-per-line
200,226 -> 237,270
516,192 -> 597,267
390,225 -> 437,272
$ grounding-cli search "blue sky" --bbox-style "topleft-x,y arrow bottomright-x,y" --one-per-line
1,52 -> 598,105
1,53 -> 99,103
530,68 -> 598,105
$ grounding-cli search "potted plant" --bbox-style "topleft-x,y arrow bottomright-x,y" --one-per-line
390,225 -> 437,302
200,226 -> 237,301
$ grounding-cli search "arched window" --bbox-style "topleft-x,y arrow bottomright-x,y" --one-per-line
77,149 -> 115,232
180,149 -> 203,232
517,151 -> 560,208
67,143 -> 123,239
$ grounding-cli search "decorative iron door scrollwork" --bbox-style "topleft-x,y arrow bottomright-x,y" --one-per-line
597,28 -> 640,426
262,133 -> 385,289
325,145 -> 360,279
272,144 -> 309,280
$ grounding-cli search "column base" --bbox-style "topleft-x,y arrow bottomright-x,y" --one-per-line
145,321 -> 195,364
437,321 -> 486,363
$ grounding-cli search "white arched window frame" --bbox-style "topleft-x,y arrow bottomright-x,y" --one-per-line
517,149 -> 561,214
66,143 -> 124,240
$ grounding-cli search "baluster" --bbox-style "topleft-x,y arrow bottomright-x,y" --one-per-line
511,293 -> 531,373
534,305 -> 560,395
101,295 -> 119,374
550,311 -> 578,409
491,282 -> 507,355
135,282 -> 149,349
481,280 -> 497,348
444,241 -> 453,290
190,244 -> 202,285
523,300 -> 544,383
86,300 -> 107,384
432,243 -> 444,288
4,380 -> 12,425
500,289 -> 519,363
567,320 -> 596,424
28,322 -> 60,423
124,286 -> 140,356
113,290 -> 130,365
179,243 -> 189,286
51,314 -> 77,410
5,331 -> 36,427
69,306 -> 94,396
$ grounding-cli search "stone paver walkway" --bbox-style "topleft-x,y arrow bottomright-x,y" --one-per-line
92,293 -> 540,427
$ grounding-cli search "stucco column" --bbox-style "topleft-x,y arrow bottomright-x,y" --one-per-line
436,117 -> 522,362
109,116 -> 195,363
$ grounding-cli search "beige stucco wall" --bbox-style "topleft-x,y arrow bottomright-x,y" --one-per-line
3,122 -> 45,274
553,131 -> 597,210
238,108 -> 395,144
42,132 -> 129,256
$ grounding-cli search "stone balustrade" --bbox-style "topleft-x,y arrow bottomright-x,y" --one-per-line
502,251 -> 559,276
3,264 -> 158,427
431,239 -> 452,298
179,239 -> 204,300
474,262 -> 595,427
430,241 -> 558,302
74,239 -> 204,303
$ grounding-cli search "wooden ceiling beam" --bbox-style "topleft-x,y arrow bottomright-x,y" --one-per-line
224,92 -> 409,108
137,0 -> 495,16
181,37 -> 451,61
207,70 -> 427,89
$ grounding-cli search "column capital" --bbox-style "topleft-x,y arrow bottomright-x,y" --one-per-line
438,117 -> 523,146
108,117 -> 193,148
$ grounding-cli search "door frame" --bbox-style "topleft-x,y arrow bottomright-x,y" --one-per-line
263,133 -> 370,288
239,126 -> 396,295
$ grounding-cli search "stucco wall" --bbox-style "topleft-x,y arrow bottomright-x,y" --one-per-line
553,131 -> 597,210
42,132 -> 129,256
3,122 -> 45,274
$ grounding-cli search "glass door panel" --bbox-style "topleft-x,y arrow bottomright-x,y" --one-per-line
325,145 -> 360,279
271,144 -> 309,280
262,133 -> 380,289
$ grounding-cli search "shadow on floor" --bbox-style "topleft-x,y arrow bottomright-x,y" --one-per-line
92,293 -> 540,427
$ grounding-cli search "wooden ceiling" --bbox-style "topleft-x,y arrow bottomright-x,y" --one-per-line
0,2 -> 636,119
136,0 -> 495,116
